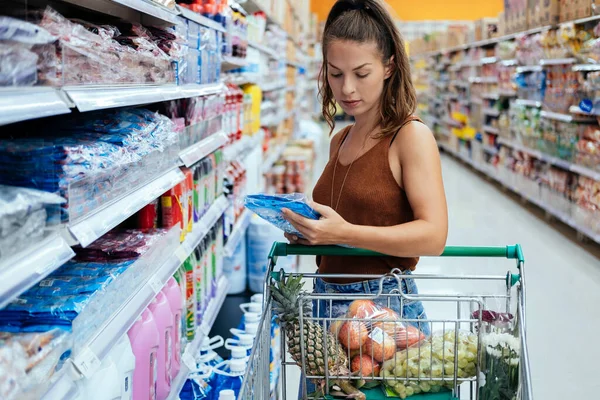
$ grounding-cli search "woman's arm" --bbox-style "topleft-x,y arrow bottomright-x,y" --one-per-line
282,123 -> 448,257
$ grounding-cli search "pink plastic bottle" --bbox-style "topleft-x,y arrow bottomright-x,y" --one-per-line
148,291 -> 174,400
128,309 -> 160,400
162,277 -> 183,379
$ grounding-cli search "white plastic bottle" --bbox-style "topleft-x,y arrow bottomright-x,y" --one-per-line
218,389 -> 236,400
224,333 -> 255,357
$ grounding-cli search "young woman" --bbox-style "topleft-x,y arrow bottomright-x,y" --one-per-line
282,0 -> 448,395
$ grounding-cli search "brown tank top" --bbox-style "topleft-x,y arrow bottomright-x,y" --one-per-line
312,117 -> 421,283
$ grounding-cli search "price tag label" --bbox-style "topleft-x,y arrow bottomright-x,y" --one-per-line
175,246 -> 189,263
74,347 -> 101,378
149,277 -> 163,294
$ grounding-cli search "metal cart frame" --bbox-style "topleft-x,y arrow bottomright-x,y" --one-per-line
240,243 -> 533,400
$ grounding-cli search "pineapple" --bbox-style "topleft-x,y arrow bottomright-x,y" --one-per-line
270,275 -> 365,399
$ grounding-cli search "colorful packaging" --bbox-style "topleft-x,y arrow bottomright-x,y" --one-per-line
137,200 -> 159,229
162,278 -> 183,379
148,292 -> 174,400
182,167 -> 194,233
127,309 -> 159,400
182,257 -> 196,340
193,246 -> 204,322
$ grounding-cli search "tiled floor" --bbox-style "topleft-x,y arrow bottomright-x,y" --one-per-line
283,154 -> 600,399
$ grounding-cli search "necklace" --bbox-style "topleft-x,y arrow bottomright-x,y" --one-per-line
330,125 -> 376,211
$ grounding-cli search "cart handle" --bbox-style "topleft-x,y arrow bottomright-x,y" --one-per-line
268,243 -> 525,262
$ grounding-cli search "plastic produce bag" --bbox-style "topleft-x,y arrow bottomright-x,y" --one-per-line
244,193 -> 320,237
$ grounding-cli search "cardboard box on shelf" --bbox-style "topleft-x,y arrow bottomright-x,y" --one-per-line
535,0 -> 561,26
497,11 -> 506,36
574,0 -> 597,19
474,17 -> 499,41
560,0 -> 576,22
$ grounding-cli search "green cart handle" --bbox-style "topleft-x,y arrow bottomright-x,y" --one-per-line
268,243 -> 525,263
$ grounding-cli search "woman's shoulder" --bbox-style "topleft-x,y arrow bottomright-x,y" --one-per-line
329,125 -> 352,157
391,119 -> 437,157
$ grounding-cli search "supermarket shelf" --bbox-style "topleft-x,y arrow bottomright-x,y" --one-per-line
481,92 -> 499,100
178,6 -> 226,33
480,57 -> 498,65
482,125 -> 500,134
64,83 -> 225,112
483,108 -> 501,117
0,87 -> 71,126
0,233 -> 75,309
262,142 -> 288,173
516,65 -> 542,73
222,56 -> 248,71
569,105 -> 600,116
498,89 -> 518,97
443,117 -> 462,128
179,131 -> 228,167
44,197 -> 229,400
248,40 -> 280,59
499,59 -> 518,66
442,145 -> 600,245
262,80 -> 287,92
65,167 -> 185,247
60,0 -> 179,26
287,60 -> 306,69
572,64 -> 600,72
483,144 -> 499,155
540,58 -> 577,66
540,110 -> 596,123
223,134 -> 262,161
469,76 -> 498,84
167,277 -> 230,400
515,99 -> 542,108
450,80 -> 470,88
224,209 -> 252,256
497,137 -> 600,181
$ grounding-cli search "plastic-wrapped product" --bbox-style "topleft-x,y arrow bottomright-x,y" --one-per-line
244,193 -> 320,237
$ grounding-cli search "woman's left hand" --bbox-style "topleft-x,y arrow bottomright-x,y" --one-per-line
282,202 -> 352,246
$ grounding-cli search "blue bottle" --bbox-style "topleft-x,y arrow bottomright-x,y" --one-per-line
211,359 -> 247,398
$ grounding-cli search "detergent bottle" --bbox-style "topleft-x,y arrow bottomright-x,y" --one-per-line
162,277 -> 184,378
148,292 -> 174,400
128,309 -> 160,400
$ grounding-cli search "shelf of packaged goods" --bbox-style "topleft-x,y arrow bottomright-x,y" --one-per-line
499,59 -> 519,67
167,276 -> 230,400
64,167 -> 185,248
222,56 -> 248,71
0,233 -> 75,309
498,89 -> 518,97
177,6 -> 226,33
450,80 -> 470,89
569,105 -> 600,116
515,99 -> 542,108
469,76 -> 499,84
238,0 -> 280,26
443,117 -> 462,128
572,64 -> 600,72
480,57 -> 498,65
224,209 -> 252,257
497,137 -> 600,181
443,146 -> 600,244
64,83 -> 225,112
261,81 -> 287,92
515,65 -> 542,73
248,40 -> 280,59
483,108 -> 501,117
262,142 -> 288,174
482,125 -> 500,135
60,0 -> 179,26
0,87 -> 72,126
179,131 -> 228,167
483,144 -> 499,155
43,197 -> 229,400
287,60 -> 306,69
481,92 -> 499,100
223,134 -> 261,161
540,58 -> 577,66
470,97 -> 483,105
540,110 -> 596,123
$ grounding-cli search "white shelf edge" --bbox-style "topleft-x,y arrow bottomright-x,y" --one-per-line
540,110 -> 595,123
179,131 -> 228,167
0,87 -> 72,126
59,0 -> 179,26
222,56 -> 248,71
516,65 -> 542,73
0,233 -> 75,309
573,64 -> 600,72
482,144 -> 498,155
178,6 -> 226,33
68,167 -> 185,247
224,209 -> 252,256
540,58 -> 577,66
482,125 -> 500,134
248,40 -> 279,59
483,108 -> 501,117
515,99 -> 542,108
261,81 -> 287,92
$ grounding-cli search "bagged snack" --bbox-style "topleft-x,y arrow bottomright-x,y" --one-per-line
244,193 -> 320,237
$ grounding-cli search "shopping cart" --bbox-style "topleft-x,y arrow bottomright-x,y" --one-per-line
240,243 -> 533,400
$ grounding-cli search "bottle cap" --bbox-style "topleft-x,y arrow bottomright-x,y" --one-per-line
244,312 -> 260,323
230,346 -> 247,359
230,359 -> 247,372
244,323 -> 258,335
218,389 -> 235,400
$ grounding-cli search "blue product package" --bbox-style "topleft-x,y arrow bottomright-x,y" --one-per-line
244,193 -> 320,238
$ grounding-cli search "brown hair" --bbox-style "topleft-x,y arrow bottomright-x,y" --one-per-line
319,0 -> 417,137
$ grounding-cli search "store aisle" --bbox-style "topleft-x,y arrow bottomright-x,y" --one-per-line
286,153 -> 600,399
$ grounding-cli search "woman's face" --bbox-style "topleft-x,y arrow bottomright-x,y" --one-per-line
326,39 -> 391,117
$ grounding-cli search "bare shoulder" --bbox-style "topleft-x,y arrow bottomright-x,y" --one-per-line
391,120 -> 439,160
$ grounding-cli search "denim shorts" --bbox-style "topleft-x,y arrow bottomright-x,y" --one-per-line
299,272 -> 430,398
